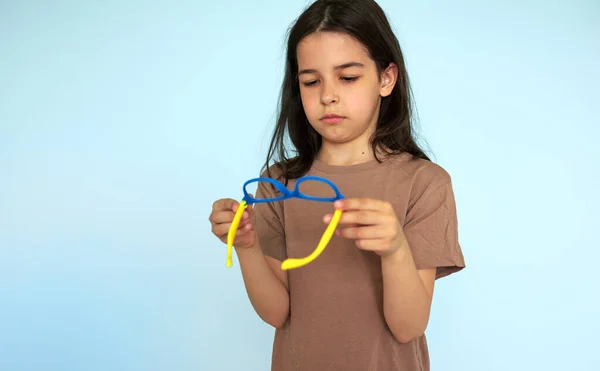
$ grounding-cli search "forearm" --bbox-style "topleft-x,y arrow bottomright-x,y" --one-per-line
381,246 -> 433,343
236,244 -> 290,328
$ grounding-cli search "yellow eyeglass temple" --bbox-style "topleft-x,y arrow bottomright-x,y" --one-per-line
226,200 -> 248,268
280,208 -> 342,270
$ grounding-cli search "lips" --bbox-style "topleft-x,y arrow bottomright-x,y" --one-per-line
320,114 -> 345,124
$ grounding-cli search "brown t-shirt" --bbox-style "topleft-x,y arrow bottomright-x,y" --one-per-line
253,153 -> 465,371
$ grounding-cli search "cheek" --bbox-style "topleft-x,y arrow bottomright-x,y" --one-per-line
344,89 -> 379,118
299,89 -> 320,117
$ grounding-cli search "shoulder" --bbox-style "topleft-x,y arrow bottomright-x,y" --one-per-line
384,152 -> 452,189
260,162 -> 286,181
256,162 -> 289,198
260,155 -> 308,182
377,152 -> 454,207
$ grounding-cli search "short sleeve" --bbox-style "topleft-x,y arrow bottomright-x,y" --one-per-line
403,178 -> 465,279
253,177 -> 287,261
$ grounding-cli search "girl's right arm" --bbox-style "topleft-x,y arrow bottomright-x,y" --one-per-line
209,198 -> 289,328
236,245 -> 289,328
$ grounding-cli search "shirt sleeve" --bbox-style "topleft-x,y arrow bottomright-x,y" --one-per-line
253,177 -> 287,261
403,178 -> 465,279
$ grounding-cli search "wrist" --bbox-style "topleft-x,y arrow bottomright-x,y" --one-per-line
381,242 -> 410,265
234,242 -> 260,256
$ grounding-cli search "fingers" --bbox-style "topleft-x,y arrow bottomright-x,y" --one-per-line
353,238 -> 391,251
212,198 -> 239,212
210,196 -> 254,226
210,196 -> 258,251
210,197 -> 254,241
242,197 -> 256,218
324,210 -> 394,226
212,220 -> 254,239
210,210 -> 250,224
324,197 -> 404,255
334,197 -> 393,212
335,224 -> 398,253
210,210 -> 235,224
335,224 -> 396,240
232,193 -> 255,210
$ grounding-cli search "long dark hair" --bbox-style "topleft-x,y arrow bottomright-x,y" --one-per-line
263,0 -> 430,182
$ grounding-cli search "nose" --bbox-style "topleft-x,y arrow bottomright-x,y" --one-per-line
320,80 -> 338,105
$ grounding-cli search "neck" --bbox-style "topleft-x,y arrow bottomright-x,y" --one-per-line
317,141 -> 378,166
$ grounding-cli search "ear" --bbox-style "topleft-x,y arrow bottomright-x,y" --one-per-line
379,63 -> 398,97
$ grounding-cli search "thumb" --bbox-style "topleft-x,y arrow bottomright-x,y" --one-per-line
246,194 -> 256,213
233,194 -> 255,213
247,194 -> 255,209
220,198 -> 239,212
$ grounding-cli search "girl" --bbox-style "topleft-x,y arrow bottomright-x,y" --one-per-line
209,0 -> 465,369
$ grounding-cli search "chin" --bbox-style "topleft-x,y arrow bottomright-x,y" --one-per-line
317,128 -> 357,144
320,133 -> 356,145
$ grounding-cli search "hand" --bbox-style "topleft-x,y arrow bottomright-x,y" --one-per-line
323,198 -> 408,257
209,197 -> 256,250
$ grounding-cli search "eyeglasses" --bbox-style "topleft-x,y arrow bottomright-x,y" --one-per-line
227,175 -> 344,270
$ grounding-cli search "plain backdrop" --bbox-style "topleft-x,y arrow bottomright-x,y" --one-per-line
1,0 -> 599,370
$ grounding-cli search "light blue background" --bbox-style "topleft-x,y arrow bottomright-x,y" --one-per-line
1,0 -> 598,370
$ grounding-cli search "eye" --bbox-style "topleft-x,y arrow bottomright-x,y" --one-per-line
302,80 -> 319,87
341,76 -> 359,82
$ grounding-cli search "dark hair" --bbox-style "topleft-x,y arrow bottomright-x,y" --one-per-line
263,0 -> 430,181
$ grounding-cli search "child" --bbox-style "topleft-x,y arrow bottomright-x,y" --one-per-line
209,0 -> 465,369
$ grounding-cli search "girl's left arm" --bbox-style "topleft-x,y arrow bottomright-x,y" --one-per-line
380,246 -> 436,343
325,197 -> 436,343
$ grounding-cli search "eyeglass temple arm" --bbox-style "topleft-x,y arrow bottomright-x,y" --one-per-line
280,208 -> 343,270
226,200 -> 248,268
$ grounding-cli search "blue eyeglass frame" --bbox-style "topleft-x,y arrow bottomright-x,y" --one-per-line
225,175 -> 345,270
241,175 -> 345,204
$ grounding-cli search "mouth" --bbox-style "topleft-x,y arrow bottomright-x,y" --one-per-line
320,114 -> 345,124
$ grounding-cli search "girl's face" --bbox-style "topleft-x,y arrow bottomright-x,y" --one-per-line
296,31 -> 397,151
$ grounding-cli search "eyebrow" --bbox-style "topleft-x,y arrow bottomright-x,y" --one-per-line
298,62 -> 365,76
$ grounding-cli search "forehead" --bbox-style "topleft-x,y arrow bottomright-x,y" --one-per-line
296,31 -> 372,69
